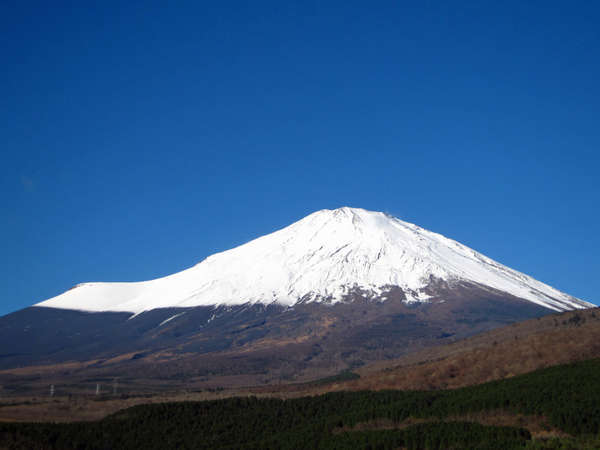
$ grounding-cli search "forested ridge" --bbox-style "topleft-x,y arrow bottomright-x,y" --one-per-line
2,358 -> 600,449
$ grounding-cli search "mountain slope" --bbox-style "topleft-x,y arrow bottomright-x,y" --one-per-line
317,307 -> 600,393
0,290 -> 556,392
35,207 -> 590,314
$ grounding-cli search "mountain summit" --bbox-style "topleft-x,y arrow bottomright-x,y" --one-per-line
37,207 -> 590,314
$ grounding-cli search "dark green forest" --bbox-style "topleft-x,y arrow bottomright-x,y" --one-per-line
2,358 -> 600,449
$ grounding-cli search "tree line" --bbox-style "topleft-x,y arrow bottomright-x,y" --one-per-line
1,358 -> 600,449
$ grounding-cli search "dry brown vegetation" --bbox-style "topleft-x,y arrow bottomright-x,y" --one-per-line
0,390 -> 262,423
327,307 -> 600,392
332,410 -> 569,439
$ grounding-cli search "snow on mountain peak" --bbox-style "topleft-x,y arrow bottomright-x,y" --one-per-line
36,207 -> 592,314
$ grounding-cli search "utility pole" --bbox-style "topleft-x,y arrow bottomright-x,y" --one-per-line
95,383 -> 100,395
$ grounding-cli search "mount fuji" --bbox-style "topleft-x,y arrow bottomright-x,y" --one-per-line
0,208 -> 592,391
36,207 -> 589,314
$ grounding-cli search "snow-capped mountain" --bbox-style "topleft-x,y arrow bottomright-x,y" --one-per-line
36,207 -> 590,314
1,208 -> 593,390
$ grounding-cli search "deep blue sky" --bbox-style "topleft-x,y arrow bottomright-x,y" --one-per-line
2,1 -> 599,315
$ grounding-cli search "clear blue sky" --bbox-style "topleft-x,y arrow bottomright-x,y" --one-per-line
2,1 -> 598,315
